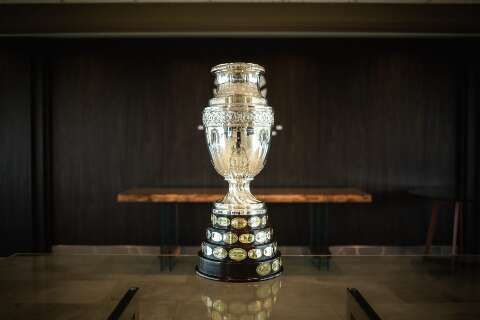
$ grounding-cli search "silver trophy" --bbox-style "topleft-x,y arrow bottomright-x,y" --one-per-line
196,63 -> 282,282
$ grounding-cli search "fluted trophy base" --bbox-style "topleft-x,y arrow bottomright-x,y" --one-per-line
196,205 -> 283,282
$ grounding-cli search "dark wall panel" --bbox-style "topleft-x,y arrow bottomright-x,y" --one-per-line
263,41 -> 457,191
0,46 -> 32,256
463,59 -> 480,254
50,39 -> 460,246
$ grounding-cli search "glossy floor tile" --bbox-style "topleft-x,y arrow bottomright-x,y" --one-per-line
0,254 -> 479,319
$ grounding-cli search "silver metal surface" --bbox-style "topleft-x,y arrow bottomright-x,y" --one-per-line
203,62 -> 274,214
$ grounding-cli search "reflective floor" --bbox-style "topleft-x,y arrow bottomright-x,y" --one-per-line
0,253 -> 479,319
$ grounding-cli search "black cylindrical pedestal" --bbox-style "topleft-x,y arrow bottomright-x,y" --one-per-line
196,210 -> 283,282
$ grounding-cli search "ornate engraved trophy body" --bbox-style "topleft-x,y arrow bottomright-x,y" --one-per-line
196,62 -> 283,282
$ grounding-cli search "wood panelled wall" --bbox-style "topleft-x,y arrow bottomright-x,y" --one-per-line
0,45 -> 32,256
1,38 -> 479,254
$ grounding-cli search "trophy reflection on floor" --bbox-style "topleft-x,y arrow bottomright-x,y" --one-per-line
198,276 -> 282,320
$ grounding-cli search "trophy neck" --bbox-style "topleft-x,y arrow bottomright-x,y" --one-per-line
208,95 -> 267,108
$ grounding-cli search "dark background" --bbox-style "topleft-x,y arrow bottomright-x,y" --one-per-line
1,38 -> 478,256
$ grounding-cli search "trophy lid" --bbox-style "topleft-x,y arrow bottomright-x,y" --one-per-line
211,62 -> 265,73
210,62 -> 267,107
211,62 -> 265,74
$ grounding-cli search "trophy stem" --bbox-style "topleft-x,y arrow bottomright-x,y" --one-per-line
222,178 -> 261,206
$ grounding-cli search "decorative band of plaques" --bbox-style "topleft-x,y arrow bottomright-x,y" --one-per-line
201,242 -> 278,262
197,254 -> 282,282
206,227 -> 273,245
211,214 -> 267,229
203,108 -> 274,128
212,208 -> 267,216
256,257 -> 282,276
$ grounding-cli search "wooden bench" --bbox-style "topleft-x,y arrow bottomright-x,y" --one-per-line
117,188 -> 373,253
117,188 -> 372,203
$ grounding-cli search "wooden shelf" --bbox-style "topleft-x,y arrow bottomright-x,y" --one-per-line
1,3 -> 479,36
117,188 -> 372,203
